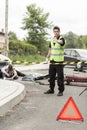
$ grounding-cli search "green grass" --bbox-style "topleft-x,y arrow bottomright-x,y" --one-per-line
9,54 -> 45,64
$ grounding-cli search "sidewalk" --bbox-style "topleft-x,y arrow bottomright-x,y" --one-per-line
0,79 -> 26,116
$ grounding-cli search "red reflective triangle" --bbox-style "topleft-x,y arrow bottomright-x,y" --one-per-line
56,97 -> 83,121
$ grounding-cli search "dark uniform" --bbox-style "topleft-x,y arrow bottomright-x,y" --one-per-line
44,36 -> 65,96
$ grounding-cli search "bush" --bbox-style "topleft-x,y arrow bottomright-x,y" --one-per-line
9,40 -> 37,55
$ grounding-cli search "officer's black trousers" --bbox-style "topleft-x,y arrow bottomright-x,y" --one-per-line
49,64 -> 64,93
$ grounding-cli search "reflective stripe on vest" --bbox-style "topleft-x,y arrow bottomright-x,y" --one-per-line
50,37 -> 64,62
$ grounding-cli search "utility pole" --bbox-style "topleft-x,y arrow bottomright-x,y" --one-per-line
4,0 -> 9,56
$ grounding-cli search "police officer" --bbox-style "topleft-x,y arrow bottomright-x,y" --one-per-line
44,26 -> 65,96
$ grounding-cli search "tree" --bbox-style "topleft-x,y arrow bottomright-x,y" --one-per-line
76,36 -> 83,49
64,31 -> 78,48
22,3 -> 52,53
8,31 -> 18,40
82,35 -> 87,49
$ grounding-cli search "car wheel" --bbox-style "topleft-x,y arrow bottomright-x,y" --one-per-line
74,63 -> 83,71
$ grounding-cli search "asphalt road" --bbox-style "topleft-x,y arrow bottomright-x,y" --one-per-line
0,67 -> 87,130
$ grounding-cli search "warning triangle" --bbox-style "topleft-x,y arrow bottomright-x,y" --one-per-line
56,97 -> 83,121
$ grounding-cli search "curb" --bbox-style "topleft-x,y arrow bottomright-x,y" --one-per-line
0,79 -> 26,116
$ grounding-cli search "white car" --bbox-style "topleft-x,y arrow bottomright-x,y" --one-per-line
0,54 -> 11,61
0,54 -> 11,69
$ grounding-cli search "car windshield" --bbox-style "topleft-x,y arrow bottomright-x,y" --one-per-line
78,50 -> 87,57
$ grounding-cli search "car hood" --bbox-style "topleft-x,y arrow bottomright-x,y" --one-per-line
0,54 -> 11,62
81,57 -> 87,61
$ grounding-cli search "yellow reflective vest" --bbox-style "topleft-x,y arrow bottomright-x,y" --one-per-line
50,37 -> 64,62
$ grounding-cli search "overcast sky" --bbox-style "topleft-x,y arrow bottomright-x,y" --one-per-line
0,0 -> 87,39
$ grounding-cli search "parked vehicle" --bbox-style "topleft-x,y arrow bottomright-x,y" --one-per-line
0,54 -> 11,69
64,49 -> 87,71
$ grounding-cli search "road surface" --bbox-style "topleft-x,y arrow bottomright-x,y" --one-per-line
0,66 -> 87,130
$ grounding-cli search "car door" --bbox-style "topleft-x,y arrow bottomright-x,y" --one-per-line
64,49 -> 72,62
64,49 -> 80,67
70,50 -> 79,62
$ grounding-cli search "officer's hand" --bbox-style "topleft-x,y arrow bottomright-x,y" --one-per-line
53,37 -> 58,44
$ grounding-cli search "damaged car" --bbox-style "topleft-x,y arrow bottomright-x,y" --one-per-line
64,48 -> 87,71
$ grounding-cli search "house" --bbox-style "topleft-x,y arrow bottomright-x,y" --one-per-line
0,29 -> 5,53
